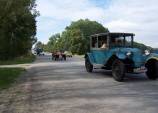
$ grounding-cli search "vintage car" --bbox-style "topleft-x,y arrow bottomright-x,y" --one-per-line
64,51 -> 73,57
52,51 -> 66,61
85,32 -> 158,82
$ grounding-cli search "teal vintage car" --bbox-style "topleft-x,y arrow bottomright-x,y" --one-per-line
85,32 -> 158,82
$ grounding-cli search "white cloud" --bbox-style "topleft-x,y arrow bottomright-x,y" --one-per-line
36,0 -> 158,47
104,0 -> 158,47
37,0 -> 104,21
106,20 -> 139,32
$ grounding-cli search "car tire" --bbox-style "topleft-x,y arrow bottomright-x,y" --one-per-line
85,58 -> 93,72
146,61 -> 158,80
112,59 -> 126,82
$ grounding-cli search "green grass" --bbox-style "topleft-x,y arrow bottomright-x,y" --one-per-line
0,54 -> 35,65
0,68 -> 25,89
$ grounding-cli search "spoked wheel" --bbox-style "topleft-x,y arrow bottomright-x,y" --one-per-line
112,59 -> 126,82
85,58 -> 93,72
146,60 -> 158,80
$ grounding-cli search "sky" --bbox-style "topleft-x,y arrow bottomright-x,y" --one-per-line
36,0 -> 158,48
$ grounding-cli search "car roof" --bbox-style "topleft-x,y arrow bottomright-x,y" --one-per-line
91,32 -> 135,37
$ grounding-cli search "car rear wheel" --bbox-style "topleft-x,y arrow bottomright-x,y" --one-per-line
85,58 -> 93,72
112,59 -> 126,82
146,60 -> 158,80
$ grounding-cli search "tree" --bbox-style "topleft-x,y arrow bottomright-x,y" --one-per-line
0,0 -> 38,60
43,33 -> 61,52
65,19 -> 109,54
133,42 -> 152,51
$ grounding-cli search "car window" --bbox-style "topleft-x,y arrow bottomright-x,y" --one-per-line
110,37 -> 124,47
98,36 -> 107,48
92,36 -> 97,48
125,36 -> 132,47
110,36 -> 133,47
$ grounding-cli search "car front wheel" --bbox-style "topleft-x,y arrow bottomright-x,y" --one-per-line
146,60 -> 158,80
112,59 -> 126,82
85,58 -> 93,72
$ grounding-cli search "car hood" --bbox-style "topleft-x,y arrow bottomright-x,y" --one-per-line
115,47 -> 142,53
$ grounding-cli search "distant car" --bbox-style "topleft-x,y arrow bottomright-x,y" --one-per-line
36,48 -> 44,56
85,32 -> 158,82
32,49 -> 37,55
52,52 -> 66,61
64,51 -> 73,57
40,52 -> 45,56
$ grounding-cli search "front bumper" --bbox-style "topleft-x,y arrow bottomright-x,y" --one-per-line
133,66 -> 147,73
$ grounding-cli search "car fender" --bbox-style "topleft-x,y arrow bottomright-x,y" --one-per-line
85,53 -> 95,64
146,53 -> 158,62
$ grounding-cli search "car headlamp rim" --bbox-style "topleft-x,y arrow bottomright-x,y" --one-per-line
144,50 -> 150,55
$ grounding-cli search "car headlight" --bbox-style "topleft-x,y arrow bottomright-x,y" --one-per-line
144,50 -> 150,55
126,51 -> 132,56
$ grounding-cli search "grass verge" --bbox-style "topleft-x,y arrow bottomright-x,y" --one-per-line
0,54 -> 35,65
0,68 -> 25,90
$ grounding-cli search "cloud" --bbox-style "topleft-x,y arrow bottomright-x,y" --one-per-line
106,20 -> 139,31
36,0 -> 158,48
37,0 -> 105,21
104,0 -> 158,47
36,0 -> 106,43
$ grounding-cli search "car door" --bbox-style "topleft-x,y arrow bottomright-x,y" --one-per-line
92,35 -> 108,65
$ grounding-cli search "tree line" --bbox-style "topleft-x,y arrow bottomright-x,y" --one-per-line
0,0 -> 38,60
41,19 -> 152,55
42,19 -> 109,55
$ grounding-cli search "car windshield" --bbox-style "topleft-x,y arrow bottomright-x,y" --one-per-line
110,36 -> 133,48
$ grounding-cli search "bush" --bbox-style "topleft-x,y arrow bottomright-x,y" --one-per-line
0,53 -> 36,65
0,68 -> 25,89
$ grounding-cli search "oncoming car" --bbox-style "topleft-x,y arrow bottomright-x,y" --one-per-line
85,32 -> 158,82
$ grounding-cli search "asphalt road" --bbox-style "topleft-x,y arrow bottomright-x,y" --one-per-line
1,55 -> 158,113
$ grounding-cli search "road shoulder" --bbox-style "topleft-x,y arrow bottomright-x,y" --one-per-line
0,68 -> 35,113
